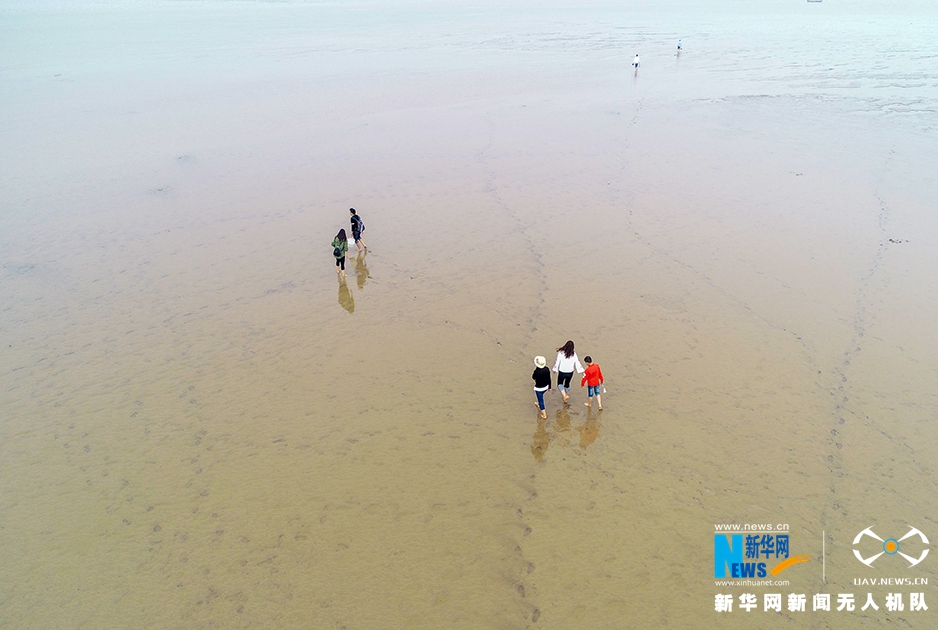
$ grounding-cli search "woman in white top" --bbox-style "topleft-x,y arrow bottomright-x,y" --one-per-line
552,340 -> 585,403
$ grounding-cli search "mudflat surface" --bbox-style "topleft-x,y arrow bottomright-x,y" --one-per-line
2,1 -> 936,628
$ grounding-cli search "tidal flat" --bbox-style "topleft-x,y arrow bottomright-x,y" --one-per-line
2,1 -> 937,628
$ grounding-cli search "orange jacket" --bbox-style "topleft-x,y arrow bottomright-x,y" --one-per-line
581,364 -> 604,387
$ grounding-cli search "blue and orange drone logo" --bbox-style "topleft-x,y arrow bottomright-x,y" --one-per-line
853,526 -> 929,568
715,533 -> 810,578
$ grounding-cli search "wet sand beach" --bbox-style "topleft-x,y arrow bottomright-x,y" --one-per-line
2,1 -> 937,628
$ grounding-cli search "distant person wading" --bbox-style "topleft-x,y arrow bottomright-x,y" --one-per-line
349,208 -> 367,253
332,228 -> 349,277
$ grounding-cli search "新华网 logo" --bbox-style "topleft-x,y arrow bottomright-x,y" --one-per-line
714,527 -> 810,579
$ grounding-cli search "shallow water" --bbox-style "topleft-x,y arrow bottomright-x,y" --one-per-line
2,1 -> 937,628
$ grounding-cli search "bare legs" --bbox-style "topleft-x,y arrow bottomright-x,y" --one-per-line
585,392 -> 603,410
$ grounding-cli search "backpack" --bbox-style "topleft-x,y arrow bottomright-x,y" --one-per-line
333,245 -> 342,258
352,215 -> 365,234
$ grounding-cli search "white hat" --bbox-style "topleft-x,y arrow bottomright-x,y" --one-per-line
534,356 -> 546,368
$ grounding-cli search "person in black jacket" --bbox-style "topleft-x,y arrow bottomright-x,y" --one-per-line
532,356 -> 552,419
349,208 -> 367,253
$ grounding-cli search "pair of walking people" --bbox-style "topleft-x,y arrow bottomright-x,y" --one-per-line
331,208 -> 368,277
532,340 -> 604,419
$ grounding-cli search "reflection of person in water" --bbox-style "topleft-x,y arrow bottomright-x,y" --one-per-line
554,405 -> 572,433
354,252 -> 370,290
531,417 -> 549,462
337,277 -> 354,313
578,407 -> 600,448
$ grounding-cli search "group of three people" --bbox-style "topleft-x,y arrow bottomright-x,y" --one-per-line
532,340 -> 604,419
331,208 -> 367,277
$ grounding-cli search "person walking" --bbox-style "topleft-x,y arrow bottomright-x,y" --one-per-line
349,208 -> 367,252
332,228 -> 349,277
532,356 -> 551,419
580,356 -> 604,410
632,54 -> 640,69
552,340 -> 584,404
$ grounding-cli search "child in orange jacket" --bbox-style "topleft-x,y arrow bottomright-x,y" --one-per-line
580,356 -> 604,410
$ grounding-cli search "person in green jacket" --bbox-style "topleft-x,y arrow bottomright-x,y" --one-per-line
332,229 -> 349,277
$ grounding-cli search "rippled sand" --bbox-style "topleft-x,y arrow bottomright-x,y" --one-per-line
2,1 -> 937,628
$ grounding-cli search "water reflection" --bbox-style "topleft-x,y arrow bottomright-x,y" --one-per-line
531,417 -> 549,462
337,277 -> 354,313
554,403 -> 572,433
530,403 -> 603,461
578,407 -> 601,448
354,252 -> 370,290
